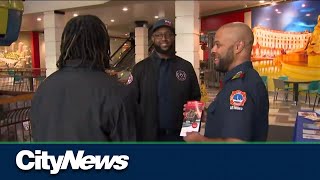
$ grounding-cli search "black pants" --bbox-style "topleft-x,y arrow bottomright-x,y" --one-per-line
157,129 -> 183,142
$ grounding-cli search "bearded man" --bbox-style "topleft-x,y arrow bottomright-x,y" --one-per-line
130,19 -> 201,141
184,22 -> 269,142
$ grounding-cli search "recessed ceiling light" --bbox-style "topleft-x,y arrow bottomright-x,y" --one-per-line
259,0 -> 265,3
37,17 -> 42,21
277,11 -> 282,14
275,9 -> 279,12
306,13 -> 311,17
271,1 -> 276,6
111,19 -> 115,22
266,18 -> 270,21
154,16 -> 159,19
122,7 -> 128,11
302,4 -> 306,8
73,13 -> 78,17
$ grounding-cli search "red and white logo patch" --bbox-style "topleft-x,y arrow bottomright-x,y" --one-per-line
230,90 -> 247,107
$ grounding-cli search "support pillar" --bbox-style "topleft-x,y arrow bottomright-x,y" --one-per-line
175,0 -> 200,79
43,11 -> 65,76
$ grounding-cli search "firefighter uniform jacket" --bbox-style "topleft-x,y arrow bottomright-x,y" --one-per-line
205,61 -> 269,141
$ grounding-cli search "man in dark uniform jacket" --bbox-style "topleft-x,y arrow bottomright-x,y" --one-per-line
131,19 -> 201,141
31,15 -> 138,141
184,22 -> 269,142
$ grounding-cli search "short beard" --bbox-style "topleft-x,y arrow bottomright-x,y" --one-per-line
214,47 -> 234,73
154,44 -> 174,55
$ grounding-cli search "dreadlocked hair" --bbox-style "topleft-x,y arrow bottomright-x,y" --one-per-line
56,15 -> 110,70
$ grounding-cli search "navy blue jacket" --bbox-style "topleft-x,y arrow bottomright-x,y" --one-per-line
205,61 -> 269,141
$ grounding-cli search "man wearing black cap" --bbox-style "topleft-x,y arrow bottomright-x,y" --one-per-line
130,19 -> 201,141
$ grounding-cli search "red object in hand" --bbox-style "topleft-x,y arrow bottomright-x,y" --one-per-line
192,122 -> 198,128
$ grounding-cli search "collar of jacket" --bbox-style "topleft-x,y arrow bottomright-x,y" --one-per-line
61,59 -> 105,72
151,51 -> 177,67
223,61 -> 253,84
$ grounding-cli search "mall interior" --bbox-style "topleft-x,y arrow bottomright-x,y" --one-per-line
0,0 -> 320,142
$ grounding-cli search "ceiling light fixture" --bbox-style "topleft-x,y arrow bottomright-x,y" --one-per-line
154,16 -> 159,19
73,13 -> 78,17
122,7 -> 128,11
306,14 -> 311,17
111,19 -> 115,22
259,0 -> 265,3
271,1 -> 276,6
275,9 -> 279,12
277,11 -> 282,14
37,17 -> 42,21
302,4 -> 306,8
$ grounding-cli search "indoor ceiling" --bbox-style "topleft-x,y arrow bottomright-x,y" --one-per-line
20,0 -> 287,37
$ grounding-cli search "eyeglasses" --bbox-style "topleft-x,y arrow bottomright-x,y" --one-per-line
153,33 -> 175,39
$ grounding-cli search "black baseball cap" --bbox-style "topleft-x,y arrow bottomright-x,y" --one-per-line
151,19 -> 175,33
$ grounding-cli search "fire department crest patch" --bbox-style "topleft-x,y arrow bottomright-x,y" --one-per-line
229,90 -> 247,111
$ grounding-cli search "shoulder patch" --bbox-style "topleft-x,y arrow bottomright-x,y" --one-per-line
229,90 -> 247,111
126,73 -> 133,85
231,71 -> 245,80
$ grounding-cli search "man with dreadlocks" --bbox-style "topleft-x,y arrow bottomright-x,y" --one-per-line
30,15 -> 138,141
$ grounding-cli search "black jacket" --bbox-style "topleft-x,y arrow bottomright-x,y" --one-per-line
31,65 -> 138,141
131,52 -> 201,141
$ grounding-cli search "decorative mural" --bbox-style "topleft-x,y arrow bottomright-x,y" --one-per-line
0,32 -> 32,68
251,0 -> 320,81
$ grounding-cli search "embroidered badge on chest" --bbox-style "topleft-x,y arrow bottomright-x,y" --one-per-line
176,70 -> 187,81
229,90 -> 247,111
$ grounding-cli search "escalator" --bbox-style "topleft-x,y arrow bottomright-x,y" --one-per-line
110,25 -> 154,72
110,43 -> 135,72
109,36 -> 135,71
109,29 -> 154,83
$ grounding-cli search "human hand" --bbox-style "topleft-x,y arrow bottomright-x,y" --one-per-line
183,132 -> 204,142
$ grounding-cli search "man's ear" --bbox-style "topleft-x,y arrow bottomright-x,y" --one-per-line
151,36 -> 155,43
235,41 -> 245,54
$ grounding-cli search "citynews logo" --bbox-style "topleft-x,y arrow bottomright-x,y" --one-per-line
15,150 -> 129,175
